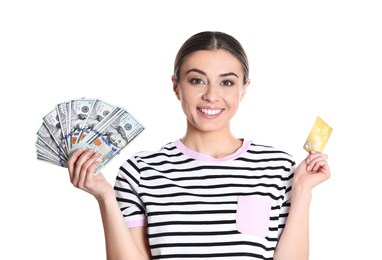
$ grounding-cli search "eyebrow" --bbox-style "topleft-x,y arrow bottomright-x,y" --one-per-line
186,68 -> 239,78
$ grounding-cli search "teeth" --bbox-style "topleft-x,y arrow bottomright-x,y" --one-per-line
200,108 -> 222,115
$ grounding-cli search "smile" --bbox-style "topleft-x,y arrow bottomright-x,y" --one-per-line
199,108 -> 223,115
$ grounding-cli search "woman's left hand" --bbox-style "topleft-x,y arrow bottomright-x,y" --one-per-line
293,151 -> 331,191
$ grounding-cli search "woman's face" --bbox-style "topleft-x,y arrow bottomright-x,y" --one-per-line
173,49 -> 249,134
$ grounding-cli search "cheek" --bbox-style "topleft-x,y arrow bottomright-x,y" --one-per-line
226,94 -> 241,107
179,88 -> 198,103
176,87 -> 188,101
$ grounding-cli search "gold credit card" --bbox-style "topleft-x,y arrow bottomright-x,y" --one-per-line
303,116 -> 333,152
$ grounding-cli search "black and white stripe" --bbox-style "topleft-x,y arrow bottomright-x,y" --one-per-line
114,140 -> 295,259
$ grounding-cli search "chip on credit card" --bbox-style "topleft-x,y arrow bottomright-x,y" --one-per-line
303,116 -> 333,152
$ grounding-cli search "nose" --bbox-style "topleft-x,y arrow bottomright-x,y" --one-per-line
202,84 -> 220,102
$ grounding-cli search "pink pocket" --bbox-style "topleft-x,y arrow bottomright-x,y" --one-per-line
236,195 -> 272,237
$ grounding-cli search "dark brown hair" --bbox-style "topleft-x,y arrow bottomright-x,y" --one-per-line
173,31 -> 249,84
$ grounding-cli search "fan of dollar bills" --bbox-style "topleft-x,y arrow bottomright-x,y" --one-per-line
35,98 -> 145,174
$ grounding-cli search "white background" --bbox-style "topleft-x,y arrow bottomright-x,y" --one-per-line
1,1 -> 381,259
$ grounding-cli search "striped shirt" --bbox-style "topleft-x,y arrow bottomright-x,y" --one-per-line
114,139 -> 295,260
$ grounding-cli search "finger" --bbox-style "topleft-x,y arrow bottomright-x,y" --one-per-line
83,158 -> 102,190
316,161 -> 330,179
306,151 -> 328,164
307,156 -> 330,174
311,159 -> 327,172
71,149 -> 97,186
77,152 -> 101,189
67,149 -> 84,177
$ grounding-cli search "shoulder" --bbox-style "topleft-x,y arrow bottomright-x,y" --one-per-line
246,141 -> 295,163
119,141 -> 179,175
128,141 -> 180,162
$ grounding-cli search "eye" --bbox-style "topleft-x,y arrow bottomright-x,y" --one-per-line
190,78 -> 204,85
221,80 -> 234,86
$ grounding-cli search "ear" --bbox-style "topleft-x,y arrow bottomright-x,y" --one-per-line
240,79 -> 250,102
172,75 -> 180,100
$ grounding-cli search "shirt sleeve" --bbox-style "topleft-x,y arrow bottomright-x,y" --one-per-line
277,158 -> 296,239
114,154 -> 147,228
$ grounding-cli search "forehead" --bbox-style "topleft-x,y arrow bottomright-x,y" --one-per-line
181,50 -> 243,75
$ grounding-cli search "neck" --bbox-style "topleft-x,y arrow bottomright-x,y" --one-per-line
181,130 -> 242,159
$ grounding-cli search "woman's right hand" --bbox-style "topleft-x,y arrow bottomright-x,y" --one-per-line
68,149 -> 114,200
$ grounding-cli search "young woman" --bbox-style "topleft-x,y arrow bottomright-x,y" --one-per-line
68,31 -> 331,260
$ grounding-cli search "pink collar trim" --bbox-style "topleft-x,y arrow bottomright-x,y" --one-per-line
174,138 -> 250,162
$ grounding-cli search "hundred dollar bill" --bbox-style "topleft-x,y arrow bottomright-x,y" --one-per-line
36,144 -> 58,162
79,107 -> 125,147
37,153 -> 66,167
67,98 -> 96,152
36,137 -> 67,167
36,97 -> 145,173
73,99 -> 123,151
65,101 -> 71,149
56,101 -> 70,151
36,136 -> 61,159
77,109 -> 145,174
42,107 -> 69,158
37,123 -> 68,161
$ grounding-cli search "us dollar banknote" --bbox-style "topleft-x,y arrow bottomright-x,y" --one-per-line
67,98 -> 96,151
77,109 -> 144,174
36,98 -> 144,173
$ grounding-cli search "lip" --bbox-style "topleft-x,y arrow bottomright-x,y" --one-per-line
197,106 -> 224,118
